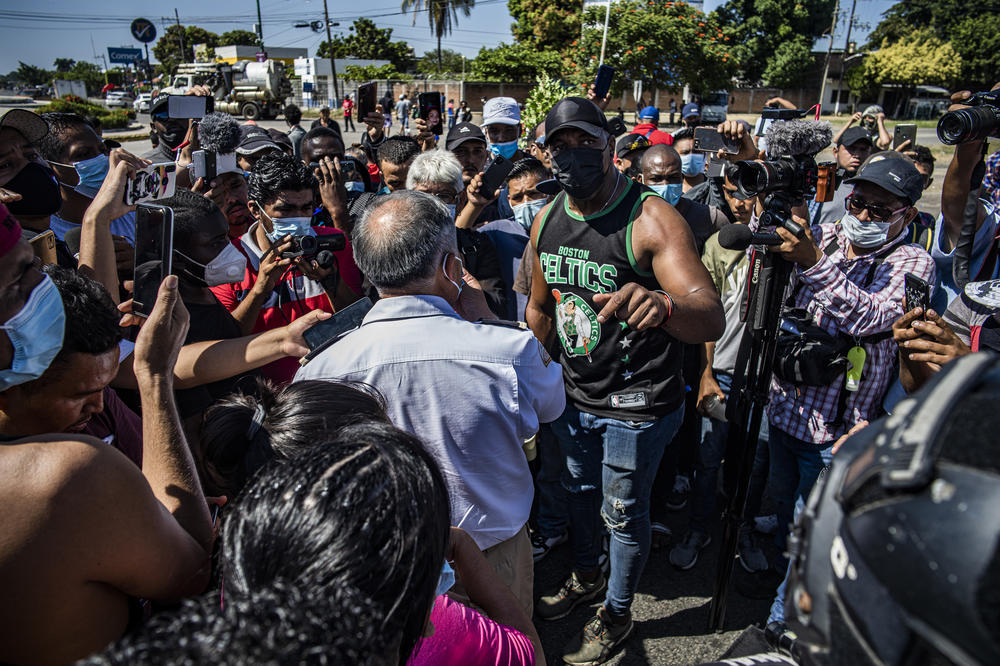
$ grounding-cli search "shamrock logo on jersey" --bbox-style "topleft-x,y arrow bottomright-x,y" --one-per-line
553,289 -> 600,361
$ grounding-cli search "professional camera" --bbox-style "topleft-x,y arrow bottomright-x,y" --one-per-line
731,155 -> 835,232
279,233 -> 346,270
937,90 -> 1000,145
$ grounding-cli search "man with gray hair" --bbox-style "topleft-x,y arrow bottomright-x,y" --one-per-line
294,190 -> 566,614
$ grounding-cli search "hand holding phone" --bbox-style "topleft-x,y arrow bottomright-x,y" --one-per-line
132,205 -> 175,319
593,65 -> 615,101
904,272 -> 931,314
693,127 -> 741,154
167,95 -> 213,119
893,123 -> 917,150
418,92 -> 443,135
356,82 -> 377,123
125,163 -> 177,206
479,156 -> 515,199
300,297 -> 374,364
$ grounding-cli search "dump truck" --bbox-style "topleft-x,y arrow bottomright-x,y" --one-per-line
161,60 -> 292,120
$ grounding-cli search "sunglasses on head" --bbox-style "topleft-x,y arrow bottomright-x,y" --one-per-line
846,193 -> 908,222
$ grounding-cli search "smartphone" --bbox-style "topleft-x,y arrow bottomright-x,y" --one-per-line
418,92 -> 443,135
191,150 -> 238,181
356,82 -> 377,122
300,297 -> 374,364
309,157 -> 360,180
480,156 -> 515,198
166,95 -> 213,119
904,272 -> 931,314
893,123 -> 917,150
593,64 -> 615,100
132,204 -> 174,319
125,163 -> 177,206
693,127 -> 741,154
28,230 -> 57,265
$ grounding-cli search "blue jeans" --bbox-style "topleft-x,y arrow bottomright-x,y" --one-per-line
551,403 -> 684,616
535,424 -> 568,538
767,426 -> 833,550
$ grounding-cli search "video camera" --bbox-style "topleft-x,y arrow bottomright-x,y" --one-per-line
937,90 -> 1000,145
279,233 -> 346,270
731,155 -> 835,233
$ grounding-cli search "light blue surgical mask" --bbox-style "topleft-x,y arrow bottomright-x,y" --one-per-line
52,153 -> 110,199
377,183 -> 391,196
648,183 -> 684,206
446,203 -> 457,221
840,212 -> 892,249
489,139 -> 519,160
255,203 -> 316,244
435,560 -> 456,596
680,153 -> 705,177
0,274 -> 66,391
512,198 -> 547,230
345,181 -> 365,192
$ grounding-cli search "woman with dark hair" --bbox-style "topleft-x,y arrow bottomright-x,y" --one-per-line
199,378 -> 389,497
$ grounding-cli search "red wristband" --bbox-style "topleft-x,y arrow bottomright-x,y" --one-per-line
654,290 -> 673,326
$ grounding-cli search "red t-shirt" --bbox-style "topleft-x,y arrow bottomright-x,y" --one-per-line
632,122 -> 674,145
342,99 -> 354,116
210,224 -> 363,384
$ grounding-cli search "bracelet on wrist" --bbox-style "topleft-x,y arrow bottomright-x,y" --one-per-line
654,290 -> 673,326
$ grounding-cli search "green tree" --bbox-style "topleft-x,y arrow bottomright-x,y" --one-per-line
51,61 -> 106,95
566,1 -> 735,95
520,72 -> 571,145
152,25 -> 219,74
218,30 -> 260,47
507,0 -> 581,51
13,61 -> 51,87
948,15 -> 1000,90
317,18 -> 413,71
847,30 -> 962,113
342,64 -> 410,81
713,0 -> 836,86
401,0 -> 475,72
470,42 -> 562,82
53,58 -> 75,73
417,49 -> 466,76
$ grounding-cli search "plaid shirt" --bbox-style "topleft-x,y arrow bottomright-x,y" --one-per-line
766,221 -> 936,444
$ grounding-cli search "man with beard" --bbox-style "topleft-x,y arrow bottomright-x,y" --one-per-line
527,97 -> 723,664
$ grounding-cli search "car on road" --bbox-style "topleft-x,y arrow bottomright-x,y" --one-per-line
105,91 -> 134,108
133,93 -> 152,113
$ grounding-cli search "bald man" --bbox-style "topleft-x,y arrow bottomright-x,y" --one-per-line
639,144 -> 728,251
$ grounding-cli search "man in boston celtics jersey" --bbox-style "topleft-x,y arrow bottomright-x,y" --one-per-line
526,97 -> 724,664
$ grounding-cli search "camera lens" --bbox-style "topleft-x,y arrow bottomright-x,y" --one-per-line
733,161 -> 769,197
937,106 -> 1000,145
298,235 -> 318,254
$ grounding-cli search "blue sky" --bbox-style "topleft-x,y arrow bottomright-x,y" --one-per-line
0,0 -> 896,73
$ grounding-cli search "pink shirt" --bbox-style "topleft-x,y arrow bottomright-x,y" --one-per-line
408,595 -> 535,666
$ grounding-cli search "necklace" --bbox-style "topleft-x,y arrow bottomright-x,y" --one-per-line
597,171 -> 623,212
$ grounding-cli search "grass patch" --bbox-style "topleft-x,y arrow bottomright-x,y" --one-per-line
35,95 -> 135,130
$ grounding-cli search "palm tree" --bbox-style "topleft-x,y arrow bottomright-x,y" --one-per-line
401,0 -> 475,73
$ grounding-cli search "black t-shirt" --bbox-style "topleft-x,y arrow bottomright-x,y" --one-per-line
174,298 -> 261,419
536,180 -> 684,420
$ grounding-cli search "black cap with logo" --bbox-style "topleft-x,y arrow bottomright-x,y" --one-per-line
445,122 -> 486,151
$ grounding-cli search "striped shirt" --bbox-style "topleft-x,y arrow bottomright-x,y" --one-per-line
766,221 -> 936,444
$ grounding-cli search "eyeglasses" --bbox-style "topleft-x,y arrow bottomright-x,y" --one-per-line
846,194 -> 908,222
429,191 -> 458,205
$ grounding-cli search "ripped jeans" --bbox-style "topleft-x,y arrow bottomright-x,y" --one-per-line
551,403 -> 684,615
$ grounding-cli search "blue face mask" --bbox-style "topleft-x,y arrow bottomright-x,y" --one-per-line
53,153 -> 109,199
377,183 -> 391,196
0,274 -> 66,391
435,560 -> 456,596
255,204 -> 316,244
489,139 -> 519,160
680,153 -> 705,177
445,203 -> 457,221
512,197 -> 547,230
648,183 -> 684,206
345,181 -> 365,192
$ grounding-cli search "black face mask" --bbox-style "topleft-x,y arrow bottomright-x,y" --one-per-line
157,122 -> 187,150
5,162 -> 62,217
551,147 -> 607,200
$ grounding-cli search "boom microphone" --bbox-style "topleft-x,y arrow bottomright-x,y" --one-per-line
198,112 -> 241,153
764,119 -> 833,159
718,223 -> 782,251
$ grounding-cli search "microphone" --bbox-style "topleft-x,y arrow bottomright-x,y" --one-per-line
198,112 -> 241,154
718,223 -> 782,251
764,119 -> 833,159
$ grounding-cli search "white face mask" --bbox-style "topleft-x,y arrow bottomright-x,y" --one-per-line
177,243 -> 248,287
840,212 -> 895,249
442,253 -> 463,298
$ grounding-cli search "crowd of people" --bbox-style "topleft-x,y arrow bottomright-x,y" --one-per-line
0,78 -> 997,666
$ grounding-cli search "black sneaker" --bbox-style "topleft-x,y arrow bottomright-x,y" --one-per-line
536,571 -> 607,621
562,606 -> 634,665
531,530 -> 569,562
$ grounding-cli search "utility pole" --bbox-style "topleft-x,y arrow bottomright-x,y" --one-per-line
818,0 -> 840,116
322,0 -> 339,103
599,0 -> 612,66
256,0 -> 264,49
174,9 -> 186,61
833,0 -> 857,115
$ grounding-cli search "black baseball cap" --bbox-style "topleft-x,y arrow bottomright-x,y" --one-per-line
0,109 -> 48,143
837,126 -> 873,148
445,122 -> 486,150
845,153 -> 924,204
615,133 -> 651,158
543,97 -> 609,146
236,125 -> 280,155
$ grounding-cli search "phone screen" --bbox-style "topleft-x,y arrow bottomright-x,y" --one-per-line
594,65 -> 615,100
357,82 -> 377,122
125,163 -> 177,206
693,127 -> 740,154
419,92 -> 443,135
301,297 -> 374,363
167,95 -> 212,119
904,272 -> 930,313
132,205 -> 174,318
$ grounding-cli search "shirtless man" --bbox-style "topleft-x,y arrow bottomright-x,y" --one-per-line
0,227 -> 214,664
